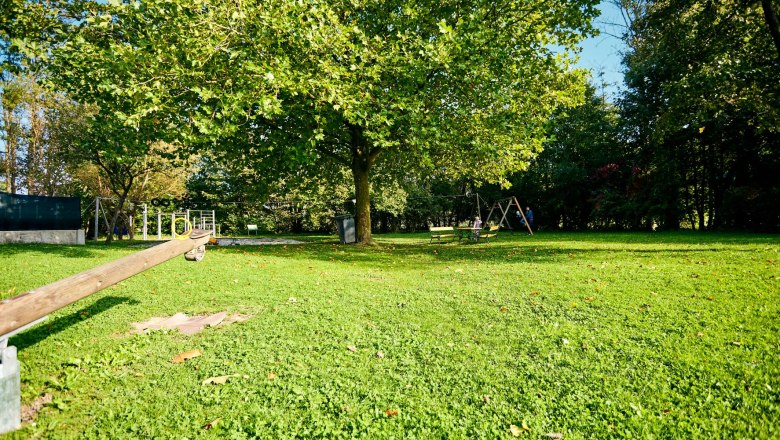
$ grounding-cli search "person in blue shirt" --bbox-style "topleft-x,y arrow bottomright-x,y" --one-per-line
519,206 -> 534,232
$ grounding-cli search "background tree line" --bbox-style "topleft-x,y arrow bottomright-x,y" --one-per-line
1,0 -> 777,236
511,0 -> 780,232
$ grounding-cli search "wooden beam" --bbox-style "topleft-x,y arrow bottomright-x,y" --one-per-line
0,230 -> 211,336
514,196 -> 533,235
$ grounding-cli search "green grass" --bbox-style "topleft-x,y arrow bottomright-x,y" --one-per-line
1,232 -> 778,439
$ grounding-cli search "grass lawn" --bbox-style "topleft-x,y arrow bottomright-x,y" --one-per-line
1,232 -> 778,439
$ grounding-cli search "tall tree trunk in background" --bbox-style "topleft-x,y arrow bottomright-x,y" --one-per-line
1,81 -> 26,193
2,106 -> 19,193
348,123 -> 377,244
27,78 -> 45,194
762,0 -> 780,61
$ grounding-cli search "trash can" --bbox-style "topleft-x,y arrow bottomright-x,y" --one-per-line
334,215 -> 356,244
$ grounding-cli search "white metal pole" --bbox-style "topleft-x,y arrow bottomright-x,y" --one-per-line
142,204 -> 148,240
94,198 -> 99,241
171,213 -> 176,239
212,210 -> 216,236
186,209 -> 190,232
157,210 -> 162,240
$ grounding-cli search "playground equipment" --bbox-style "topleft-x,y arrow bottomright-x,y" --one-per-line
464,190 -> 489,222
484,196 -> 533,235
0,229 -> 211,434
91,197 -> 217,240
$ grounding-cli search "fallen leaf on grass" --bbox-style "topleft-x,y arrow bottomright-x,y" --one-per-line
732,341 -> 742,346
202,418 -> 221,430
267,372 -> 277,380
376,351 -> 385,358
545,433 -> 564,439
500,306 -> 509,313
584,296 -> 595,302
385,409 -> 399,417
347,345 -> 358,352
172,349 -> 201,363
696,332 -> 704,337
202,374 -> 246,385
530,291 -> 540,296
509,425 -> 522,437
482,395 -> 490,403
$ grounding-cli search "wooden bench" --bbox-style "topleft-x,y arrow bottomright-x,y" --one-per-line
478,225 -> 500,242
429,226 -> 456,243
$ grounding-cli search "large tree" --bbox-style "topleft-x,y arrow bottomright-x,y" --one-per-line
51,0 -> 599,242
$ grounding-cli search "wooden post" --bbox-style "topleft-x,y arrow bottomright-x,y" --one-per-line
476,194 -> 482,221
0,231 -> 211,337
514,196 -> 533,235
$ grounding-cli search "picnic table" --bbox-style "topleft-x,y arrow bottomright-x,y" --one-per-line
456,227 -> 481,241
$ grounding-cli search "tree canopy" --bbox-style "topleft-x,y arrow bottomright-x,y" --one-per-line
49,0 -> 599,242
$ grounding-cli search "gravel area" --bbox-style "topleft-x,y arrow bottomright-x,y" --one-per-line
215,237 -> 304,245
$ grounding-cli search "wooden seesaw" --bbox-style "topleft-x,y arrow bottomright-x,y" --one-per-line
0,229 -> 211,433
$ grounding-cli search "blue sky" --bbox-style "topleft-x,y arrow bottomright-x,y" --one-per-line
575,1 -> 629,99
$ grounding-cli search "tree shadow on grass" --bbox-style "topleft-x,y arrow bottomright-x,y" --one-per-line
10,296 -> 140,351
0,243 -> 101,258
0,240 -> 158,258
208,231 -> 778,267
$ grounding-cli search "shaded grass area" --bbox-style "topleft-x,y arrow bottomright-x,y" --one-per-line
1,232 -> 778,438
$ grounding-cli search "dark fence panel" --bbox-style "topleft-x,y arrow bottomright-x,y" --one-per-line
0,192 -> 81,231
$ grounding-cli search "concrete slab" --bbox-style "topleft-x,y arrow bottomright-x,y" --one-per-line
0,230 -> 85,245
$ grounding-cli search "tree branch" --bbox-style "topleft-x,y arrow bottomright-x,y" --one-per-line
315,144 -> 350,166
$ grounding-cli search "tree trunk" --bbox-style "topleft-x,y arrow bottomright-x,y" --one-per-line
351,160 -> 372,244
762,0 -> 780,62
106,181 -> 133,244
3,107 -> 18,193
348,124 -> 373,244
27,79 -> 44,195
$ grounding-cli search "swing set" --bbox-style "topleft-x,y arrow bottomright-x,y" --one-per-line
482,195 -> 534,235
461,192 -> 533,235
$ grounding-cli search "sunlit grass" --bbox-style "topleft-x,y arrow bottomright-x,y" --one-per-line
1,231 -> 778,438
